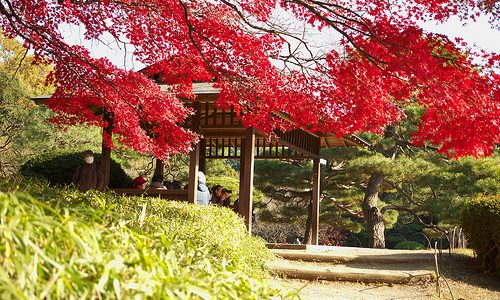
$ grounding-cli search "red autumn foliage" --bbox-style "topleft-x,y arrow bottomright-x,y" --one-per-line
0,0 -> 498,159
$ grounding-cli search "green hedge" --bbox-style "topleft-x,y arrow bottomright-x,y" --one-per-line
462,194 -> 500,275
20,151 -> 132,188
385,235 -> 406,249
393,241 -> 426,250
0,180 -> 290,299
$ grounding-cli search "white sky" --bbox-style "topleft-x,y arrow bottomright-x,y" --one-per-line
66,14 -> 499,71
418,15 -> 499,54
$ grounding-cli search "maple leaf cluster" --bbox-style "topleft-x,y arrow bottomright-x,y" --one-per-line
0,0 -> 498,159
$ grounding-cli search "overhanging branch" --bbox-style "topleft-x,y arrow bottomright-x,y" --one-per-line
381,205 -> 447,235
330,197 -> 364,220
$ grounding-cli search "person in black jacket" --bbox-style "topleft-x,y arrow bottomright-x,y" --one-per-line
72,150 -> 104,192
221,189 -> 232,207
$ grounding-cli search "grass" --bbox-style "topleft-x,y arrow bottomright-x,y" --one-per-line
0,179 -> 293,299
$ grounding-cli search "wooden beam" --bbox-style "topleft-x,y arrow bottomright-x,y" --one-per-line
204,101 -> 209,125
274,129 -> 322,158
240,128 -> 255,233
324,137 -> 331,148
275,137 -> 319,158
199,139 -> 206,173
200,128 -> 246,138
342,134 -> 371,148
239,137 -> 246,203
208,138 -> 213,157
311,157 -> 320,245
101,111 -> 114,189
213,106 -> 217,125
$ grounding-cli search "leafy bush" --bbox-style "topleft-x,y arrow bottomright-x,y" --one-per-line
206,175 -> 240,194
462,194 -> 500,275
385,222 -> 430,249
385,235 -> 406,249
20,151 -> 132,188
253,222 -> 304,244
0,180 -> 289,299
393,241 -> 426,250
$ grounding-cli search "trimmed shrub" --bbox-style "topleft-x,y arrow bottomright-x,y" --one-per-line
393,241 -> 426,250
462,194 -> 500,275
385,235 -> 407,249
0,180 -> 290,299
20,151 -> 132,188
206,175 -> 240,194
253,222 -> 304,244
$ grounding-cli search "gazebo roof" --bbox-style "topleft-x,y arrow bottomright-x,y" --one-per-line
32,82 -> 370,158
167,82 -> 370,151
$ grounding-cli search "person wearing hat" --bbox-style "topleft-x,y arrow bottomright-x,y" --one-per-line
133,176 -> 148,189
149,175 -> 167,189
72,150 -> 105,192
197,171 -> 211,205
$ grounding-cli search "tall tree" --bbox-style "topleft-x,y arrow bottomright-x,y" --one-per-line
0,32 -> 102,175
0,1 -> 497,159
0,31 -> 53,96
0,69 -> 30,174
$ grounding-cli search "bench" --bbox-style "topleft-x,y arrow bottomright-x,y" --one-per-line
110,188 -> 188,201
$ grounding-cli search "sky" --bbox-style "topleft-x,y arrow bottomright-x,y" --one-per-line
65,14 -> 499,71
418,15 -> 499,54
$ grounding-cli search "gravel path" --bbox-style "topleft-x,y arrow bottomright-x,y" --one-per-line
280,279 -> 433,300
272,251 -> 500,300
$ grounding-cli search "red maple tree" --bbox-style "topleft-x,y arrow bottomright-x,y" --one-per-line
0,0 -> 498,159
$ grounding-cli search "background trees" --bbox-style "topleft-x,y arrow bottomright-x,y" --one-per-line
0,33 -> 101,175
250,144 -> 499,247
251,104 -> 499,247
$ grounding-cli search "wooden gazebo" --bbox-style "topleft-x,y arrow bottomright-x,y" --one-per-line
33,82 -> 368,245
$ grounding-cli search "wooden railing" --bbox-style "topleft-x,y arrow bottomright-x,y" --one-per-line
110,189 -> 188,201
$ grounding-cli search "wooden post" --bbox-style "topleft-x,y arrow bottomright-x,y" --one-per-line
311,157 -> 321,245
101,111 -> 114,189
154,159 -> 164,177
240,128 -> 255,233
187,144 -> 200,204
188,102 -> 201,204
199,139 -> 206,173
239,138 -> 246,197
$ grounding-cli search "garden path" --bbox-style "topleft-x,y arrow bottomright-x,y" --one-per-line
268,246 -> 500,299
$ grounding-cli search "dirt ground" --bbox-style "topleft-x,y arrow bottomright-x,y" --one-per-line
434,251 -> 500,300
280,279 -> 433,300
276,250 -> 500,300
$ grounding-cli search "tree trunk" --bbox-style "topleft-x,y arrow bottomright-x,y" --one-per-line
362,174 -> 386,248
303,197 -> 313,244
